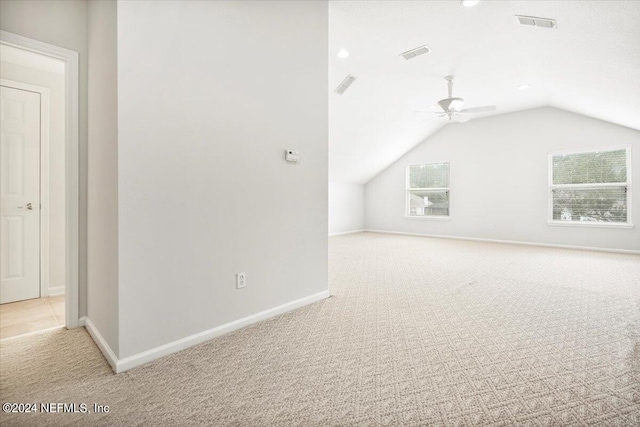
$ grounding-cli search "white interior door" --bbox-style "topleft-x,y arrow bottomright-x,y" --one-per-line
0,85 -> 41,304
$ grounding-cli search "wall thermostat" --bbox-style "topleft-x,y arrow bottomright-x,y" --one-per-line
285,149 -> 299,163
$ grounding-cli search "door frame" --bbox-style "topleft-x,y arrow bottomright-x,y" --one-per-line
0,31 -> 80,328
0,79 -> 51,300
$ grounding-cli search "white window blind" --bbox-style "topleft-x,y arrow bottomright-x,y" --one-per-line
406,163 -> 450,217
549,148 -> 631,225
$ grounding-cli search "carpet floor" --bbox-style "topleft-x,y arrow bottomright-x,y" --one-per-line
1,232 -> 639,426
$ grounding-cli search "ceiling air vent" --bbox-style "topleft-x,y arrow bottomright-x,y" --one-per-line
400,45 -> 432,60
516,15 -> 557,29
334,75 -> 356,95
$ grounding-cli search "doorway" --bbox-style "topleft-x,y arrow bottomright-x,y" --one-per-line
0,31 -> 79,338
1,53 -> 62,338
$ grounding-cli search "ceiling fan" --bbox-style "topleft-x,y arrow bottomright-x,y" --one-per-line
417,75 -> 496,123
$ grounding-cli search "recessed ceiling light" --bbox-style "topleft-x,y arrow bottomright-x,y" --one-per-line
336,49 -> 350,59
518,84 -> 531,91
427,105 -> 437,110
461,0 -> 480,7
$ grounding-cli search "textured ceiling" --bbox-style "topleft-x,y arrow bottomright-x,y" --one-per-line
329,1 -> 640,184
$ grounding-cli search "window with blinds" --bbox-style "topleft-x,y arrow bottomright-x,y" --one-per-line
406,163 -> 450,217
549,148 -> 631,225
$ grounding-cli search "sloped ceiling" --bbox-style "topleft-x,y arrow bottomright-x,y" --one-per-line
329,0 -> 640,184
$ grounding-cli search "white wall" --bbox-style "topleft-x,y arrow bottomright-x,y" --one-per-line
117,0 -> 328,358
329,182 -> 364,235
366,107 -> 640,251
87,0 -> 118,355
0,55 -> 66,294
0,0 -> 89,315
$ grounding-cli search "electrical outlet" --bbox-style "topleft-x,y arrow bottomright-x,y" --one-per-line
236,272 -> 246,289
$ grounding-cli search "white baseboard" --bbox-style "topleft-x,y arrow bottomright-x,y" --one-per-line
47,286 -> 65,296
329,229 -> 365,237
83,317 -> 118,372
117,289 -> 330,372
365,229 -> 640,255
83,289 -> 330,374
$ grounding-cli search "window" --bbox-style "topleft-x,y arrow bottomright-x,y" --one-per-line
406,163 -> 450,218
549,147 -> 632,226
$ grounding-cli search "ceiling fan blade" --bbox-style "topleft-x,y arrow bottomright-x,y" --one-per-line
459,105 -> 496,114
413,110 -> 443,114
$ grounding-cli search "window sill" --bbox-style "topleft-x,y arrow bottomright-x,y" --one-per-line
404,216 -> 451,221
546,220 -> 634,229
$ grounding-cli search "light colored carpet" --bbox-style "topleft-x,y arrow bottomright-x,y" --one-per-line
1,232 -> 639,426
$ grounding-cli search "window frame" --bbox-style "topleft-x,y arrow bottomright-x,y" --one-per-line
547,145 -> 633,229
405,161 -> 451,220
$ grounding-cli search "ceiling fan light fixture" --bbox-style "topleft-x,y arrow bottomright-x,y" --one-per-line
461,0 -> 480,7
439,98 -> 464,112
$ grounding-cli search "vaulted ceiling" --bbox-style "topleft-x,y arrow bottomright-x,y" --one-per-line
329,1 -> 640,184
